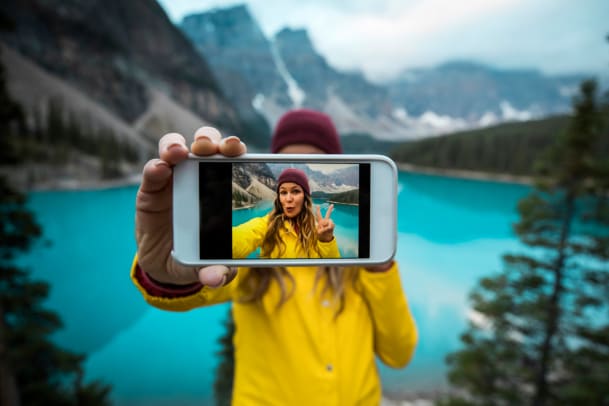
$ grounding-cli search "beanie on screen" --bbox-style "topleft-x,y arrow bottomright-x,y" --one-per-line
271,109 -> 343,154
276,168 -> 310,196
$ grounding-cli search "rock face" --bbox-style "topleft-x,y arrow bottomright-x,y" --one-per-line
180,6 -> 407,141
182,5 -> 291,116
0,0 -> 247,143
274,28 -> 393,119
232,162 -> 276,208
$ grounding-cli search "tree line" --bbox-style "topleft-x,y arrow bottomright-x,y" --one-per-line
389,113 -> 609,177
1,93 -> 143,181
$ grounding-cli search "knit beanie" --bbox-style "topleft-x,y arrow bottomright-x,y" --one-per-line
271,109 -> 343,154
276,168 -> 310,196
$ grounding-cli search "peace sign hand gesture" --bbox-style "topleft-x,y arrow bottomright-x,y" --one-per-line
316,204 -> 335,243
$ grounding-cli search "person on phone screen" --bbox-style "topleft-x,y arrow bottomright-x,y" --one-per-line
132,109 -> 418,405
232,167 -> 340,260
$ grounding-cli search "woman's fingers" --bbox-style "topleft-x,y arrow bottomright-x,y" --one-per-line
139,159 -> 172,195
191,126 -> 222,156
219,136 -> 247,156
159,132 -> 189,164
191,127 -> 247,157
316,204 -> 334,222
319,219 -> 335,232
317,216 -> 335,242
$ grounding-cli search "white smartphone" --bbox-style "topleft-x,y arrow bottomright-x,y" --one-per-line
172,153 -> 397,267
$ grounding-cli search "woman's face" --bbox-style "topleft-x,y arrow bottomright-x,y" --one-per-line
278,182 -> 305,218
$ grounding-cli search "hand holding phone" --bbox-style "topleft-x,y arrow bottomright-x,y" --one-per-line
135,127 -> 246,287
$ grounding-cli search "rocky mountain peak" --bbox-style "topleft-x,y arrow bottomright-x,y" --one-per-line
181,4 -> 289,136
182,4 -> 268,50
274,28 -> 317,54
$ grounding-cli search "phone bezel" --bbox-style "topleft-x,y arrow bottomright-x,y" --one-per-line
172,153 -> 397,267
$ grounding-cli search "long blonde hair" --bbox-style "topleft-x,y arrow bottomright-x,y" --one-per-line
260,193 -> 320,259
238,266 -> 357,317
239,194 -> 356,315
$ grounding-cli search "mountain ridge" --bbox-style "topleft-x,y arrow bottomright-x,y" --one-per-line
178,4 -> 595,142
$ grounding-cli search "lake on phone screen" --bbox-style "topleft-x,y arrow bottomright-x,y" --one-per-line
20,171 -> 530,405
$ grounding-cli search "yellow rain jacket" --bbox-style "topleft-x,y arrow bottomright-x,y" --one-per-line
131,217 -> 418,405
232,215 -> 340,259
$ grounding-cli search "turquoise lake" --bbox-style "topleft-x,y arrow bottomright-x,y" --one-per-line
20,171 -> 531,405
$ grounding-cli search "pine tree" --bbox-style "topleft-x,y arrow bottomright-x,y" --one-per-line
0,176 -> 113,406
0,50 -> 25,165
213,308 -> 235,406
440,79 -> 609,406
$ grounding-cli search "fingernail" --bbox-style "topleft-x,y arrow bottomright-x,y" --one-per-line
223,137 -> 240,145
194,134 -> 213,143
195,126 -> 222,142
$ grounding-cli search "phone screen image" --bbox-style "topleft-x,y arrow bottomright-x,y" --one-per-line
198,161 -> 371,261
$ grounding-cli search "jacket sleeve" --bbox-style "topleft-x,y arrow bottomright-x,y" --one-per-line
232,216 -> 268,259
357,262 -> 418,368
130,254 -> 234,312
317,237 -> 340,258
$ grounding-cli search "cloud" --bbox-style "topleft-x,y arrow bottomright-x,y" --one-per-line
157,0 -> 609,81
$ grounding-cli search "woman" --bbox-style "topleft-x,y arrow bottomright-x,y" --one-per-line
233,167 -> 340,260
132,109 -> 418,405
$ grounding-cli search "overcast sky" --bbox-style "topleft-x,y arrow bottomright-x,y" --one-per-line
157,0 -> 609,82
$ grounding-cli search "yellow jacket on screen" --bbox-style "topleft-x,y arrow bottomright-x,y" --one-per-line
131,218 -> 418,405
232,215 -> 340,259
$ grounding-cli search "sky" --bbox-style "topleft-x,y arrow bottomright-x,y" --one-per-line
157,0 -> 609,82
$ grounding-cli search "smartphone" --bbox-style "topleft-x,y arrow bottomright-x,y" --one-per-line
172,153 -> 397,267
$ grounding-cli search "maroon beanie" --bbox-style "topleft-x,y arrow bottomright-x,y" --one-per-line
277,168 -> 310,196
271,109 -> 343,154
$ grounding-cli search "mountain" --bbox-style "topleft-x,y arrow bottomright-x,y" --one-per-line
232,162 -> 276,207
386,61 -> 586,131
0,0 -> 271,188
180,4 -> 595,144
181,5 -> 290,111
267,164 -> 358,194
180,5 -> 411,142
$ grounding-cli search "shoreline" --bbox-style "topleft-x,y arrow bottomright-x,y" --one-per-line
397,163 -> 534,185
327,200 -> 359,206
232,203 -> 257,210
31,173 -> 143,192
19,164 -> 536,193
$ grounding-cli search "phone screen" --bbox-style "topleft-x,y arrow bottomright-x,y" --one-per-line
198,161 -> 371,260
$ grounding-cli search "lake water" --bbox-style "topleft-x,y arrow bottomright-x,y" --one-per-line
20,171 -> 531,405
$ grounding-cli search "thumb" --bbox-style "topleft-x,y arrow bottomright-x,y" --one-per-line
196,265 -> 233,288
